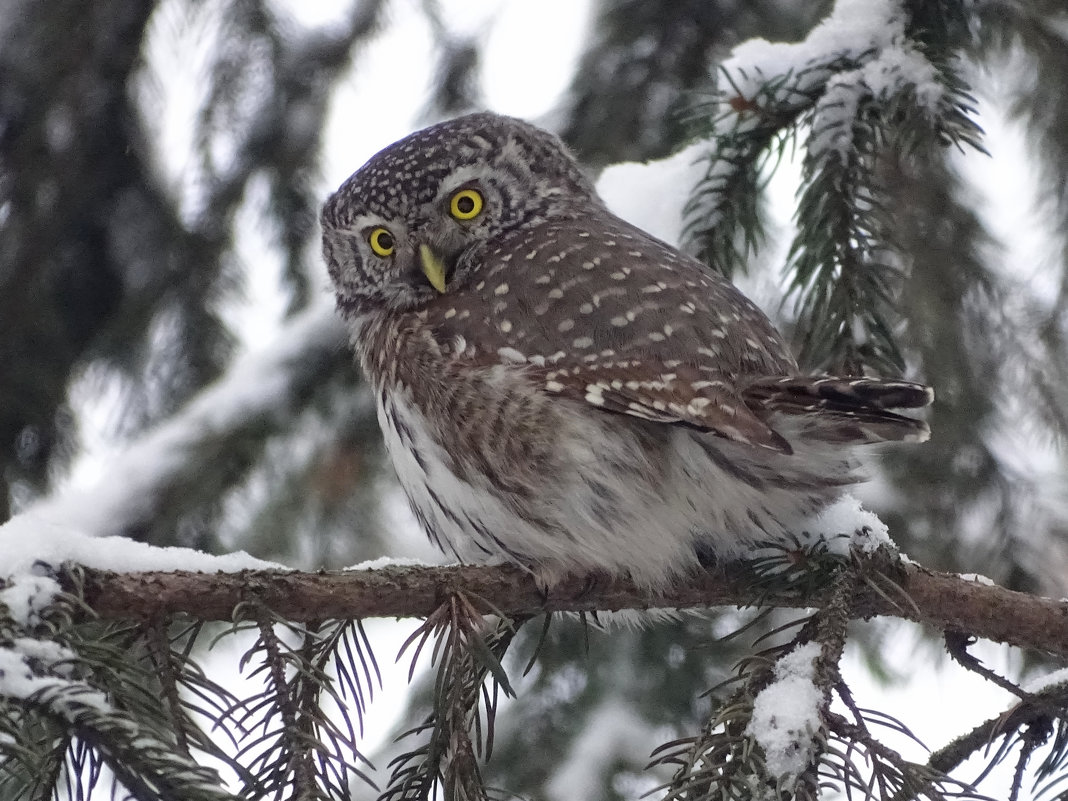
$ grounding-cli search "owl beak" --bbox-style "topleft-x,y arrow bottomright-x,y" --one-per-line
419,244 -> 447,293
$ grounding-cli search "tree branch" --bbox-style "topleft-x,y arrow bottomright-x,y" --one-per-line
70,561 -> 1068,657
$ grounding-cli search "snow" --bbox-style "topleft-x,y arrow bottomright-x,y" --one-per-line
0,644 -> 113,714
720,0 -> 944,163
0,310 -> 334,625
0,524 -> 278,626
746,641 -> 825,782
956,573 -> 995,586
1024,666 -> 1068,694
862,45 -> 940,106
806,493 -> 895,555
0,524 -> 276,579
596,142 -> 706,247
724,0 -> 910,98
646,1 -> 935,233
10,637 -> 79,671
0,575 -> 62,628
809,75 -> 865,161
345,556 -> 434,571
808,43 -> 941,165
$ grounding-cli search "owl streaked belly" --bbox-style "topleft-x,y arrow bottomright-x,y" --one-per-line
372,355 -> 857,588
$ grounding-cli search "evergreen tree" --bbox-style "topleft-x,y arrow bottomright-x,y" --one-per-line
2,1 -> 1068,799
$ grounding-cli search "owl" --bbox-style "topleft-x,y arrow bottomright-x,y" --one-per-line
321,112 -> 931,588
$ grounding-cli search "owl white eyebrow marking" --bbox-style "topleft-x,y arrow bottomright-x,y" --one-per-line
433,165 -> 488,200
350,213 -> 399,234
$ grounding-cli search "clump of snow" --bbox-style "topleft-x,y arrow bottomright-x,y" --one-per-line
0,520 -> 279,626
723,0 -> 927,101
0,644 -> 111,713
809,75 -> 865,160
1024,666 -> 1068,695
862,45 -> 940,105
746,641 -> 825,781
345,556 -> 433,571
807,494 -> 895,555
11,637 -> 79,673
0,522 -> 278,579
956,573 -> 995,586
0,575 -> 63,628
720,0 -> 945,164
0,636 -> 104,720
596,142 -> 706,247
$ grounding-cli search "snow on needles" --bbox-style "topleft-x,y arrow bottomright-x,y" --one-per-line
721,0 -> 943,162
1024,666 -> 1068,695
0,641 -> 108,710
746,642 -> 825,783
17,302 -> 343,543
0,306 -> 338,625
0,523 -> 278,626
807,493 -> 895,556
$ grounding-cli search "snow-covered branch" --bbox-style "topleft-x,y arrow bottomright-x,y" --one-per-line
6,303 -> 353,546
67,559 -> 1068,657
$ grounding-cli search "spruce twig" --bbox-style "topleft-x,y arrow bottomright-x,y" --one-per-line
381,593 -> 523,801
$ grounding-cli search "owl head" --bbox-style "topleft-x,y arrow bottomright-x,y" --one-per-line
321,112 -> 600,317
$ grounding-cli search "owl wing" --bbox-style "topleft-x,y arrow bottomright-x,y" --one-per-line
471,217 -> 800,452
533,358 -> 795,454
529,362 -> 933,451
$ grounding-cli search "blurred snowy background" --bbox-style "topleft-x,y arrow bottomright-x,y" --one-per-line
3,0 -> 1068,798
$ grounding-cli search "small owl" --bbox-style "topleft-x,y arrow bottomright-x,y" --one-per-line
321,112 -> 931,588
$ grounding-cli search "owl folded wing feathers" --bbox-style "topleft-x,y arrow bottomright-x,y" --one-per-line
535,359 -> 794,453
535,360 -> 932,454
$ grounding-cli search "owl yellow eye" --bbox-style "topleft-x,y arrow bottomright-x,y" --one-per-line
368,227 -> 395,257
449,188 -> 484,220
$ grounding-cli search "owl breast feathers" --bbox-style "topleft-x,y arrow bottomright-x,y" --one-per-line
321,111 -> 932,588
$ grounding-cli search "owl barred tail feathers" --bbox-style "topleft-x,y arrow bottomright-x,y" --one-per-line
321,111 -> 932,586
742,376 -> 933,448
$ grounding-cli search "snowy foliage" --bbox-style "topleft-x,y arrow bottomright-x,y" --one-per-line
745,642 -> 824,785
683,0 -> 982,374
3,0 -> 1068,800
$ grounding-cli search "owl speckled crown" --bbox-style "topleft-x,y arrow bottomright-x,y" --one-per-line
322,113 -> 597,229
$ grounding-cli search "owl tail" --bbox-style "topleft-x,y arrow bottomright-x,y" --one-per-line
743,376 -> 934,445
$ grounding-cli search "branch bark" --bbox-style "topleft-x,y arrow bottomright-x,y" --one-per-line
70,561 -> 1068,657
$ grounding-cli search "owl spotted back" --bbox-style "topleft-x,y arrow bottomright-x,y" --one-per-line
322,112 -> 931,587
